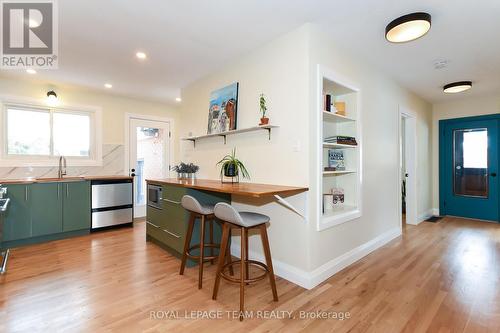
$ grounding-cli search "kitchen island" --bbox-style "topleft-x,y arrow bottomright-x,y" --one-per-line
145,178 -> 308,260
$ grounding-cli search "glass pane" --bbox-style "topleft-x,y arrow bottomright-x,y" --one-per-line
136,127 -> 165,205
453,128 -> 488,197
53,113 -> 90,157
7,108 -> 50,155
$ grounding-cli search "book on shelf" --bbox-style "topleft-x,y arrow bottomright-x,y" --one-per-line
324,136 -> 358,146
323,94 -> 332,112
328,149 -> 346,171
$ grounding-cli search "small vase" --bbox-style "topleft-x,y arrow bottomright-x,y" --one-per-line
259,117 -> 269,125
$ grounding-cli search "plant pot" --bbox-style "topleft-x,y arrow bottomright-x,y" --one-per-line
259,117 -> 269,125
224,164 -> 238,177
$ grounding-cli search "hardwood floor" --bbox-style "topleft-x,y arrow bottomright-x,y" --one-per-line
0,217 -> 499,332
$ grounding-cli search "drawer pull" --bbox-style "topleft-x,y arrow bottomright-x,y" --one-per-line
163,228 -> 181,239
162,198 -> 181,205
146,221 -> 160,229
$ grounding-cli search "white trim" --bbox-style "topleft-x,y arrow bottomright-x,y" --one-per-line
399,106 -> 418,226
316,64 -> 363,231
0,95 -> 102,167
231,227 -> 401,290
417,209 -> 434,224
432,208 -> 440,216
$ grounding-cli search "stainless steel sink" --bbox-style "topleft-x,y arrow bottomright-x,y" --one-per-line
0,198 -> 9,212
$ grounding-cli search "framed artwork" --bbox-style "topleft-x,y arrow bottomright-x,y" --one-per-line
207,82 -> 238,134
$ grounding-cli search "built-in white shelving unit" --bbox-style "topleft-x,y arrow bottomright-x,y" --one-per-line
316,65 -> 362,231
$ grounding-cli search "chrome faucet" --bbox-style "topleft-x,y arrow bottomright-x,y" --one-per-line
0,184 -> 6,199
58,156 -> 67,178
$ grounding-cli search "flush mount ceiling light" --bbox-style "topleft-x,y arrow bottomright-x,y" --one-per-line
46,90 -> 58,106
385,12 -> 431,43
443,81 -> 472,94
136,51 -> 147,60
104,83 -> 113,88
175,97 -> 182,102
26,68 -> 37,74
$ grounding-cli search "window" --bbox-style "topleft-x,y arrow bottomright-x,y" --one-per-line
462,130 -> 487,168
1,101 -> 101,166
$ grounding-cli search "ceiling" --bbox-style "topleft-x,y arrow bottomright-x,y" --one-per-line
2,0 -> 499,104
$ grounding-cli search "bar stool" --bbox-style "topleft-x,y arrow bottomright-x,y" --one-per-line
212,202 -> 278,321
179,195 -> 232,289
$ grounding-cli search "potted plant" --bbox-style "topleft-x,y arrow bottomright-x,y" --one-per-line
259,93 -> 269,125
217,148 -> 250,182
172,162 -> 199,179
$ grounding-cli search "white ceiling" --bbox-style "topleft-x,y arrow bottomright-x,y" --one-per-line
2,0 -> 499,104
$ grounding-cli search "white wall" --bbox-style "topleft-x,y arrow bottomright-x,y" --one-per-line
307,24 -> 433,271
179,26 -> 311,271
178,23 -> 433,287
431,93 -> 500,210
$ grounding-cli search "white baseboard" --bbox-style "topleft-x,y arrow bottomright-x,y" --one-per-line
417,209 -> 434,224
231,226 -> 402,290
432,208 -> 440,216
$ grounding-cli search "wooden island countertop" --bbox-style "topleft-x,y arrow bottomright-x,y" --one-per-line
146,178 -> 308,198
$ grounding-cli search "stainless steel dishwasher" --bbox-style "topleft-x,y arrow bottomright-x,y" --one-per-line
91,179 -> 133,230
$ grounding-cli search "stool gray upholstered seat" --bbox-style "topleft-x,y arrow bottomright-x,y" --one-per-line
179,195 -> 231,290
212,202 -> 278,321
214,202 -> 270,227
181,195 -> 214,215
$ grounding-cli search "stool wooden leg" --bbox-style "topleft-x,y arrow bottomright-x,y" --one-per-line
209,219 -> 215,264
244,228 -> 249,284
239,227 -> 247,321
226,227 -> 234,276
259,224 -> 278,301
180,213 -> 195,275
212,223 -> 229,300
198,215 -> 206,289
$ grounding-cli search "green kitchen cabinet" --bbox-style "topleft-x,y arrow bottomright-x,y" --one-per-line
62,181 -> 91,232
2,184 -> 31,242
31,183 -> 63,236
146,184 -> 230,262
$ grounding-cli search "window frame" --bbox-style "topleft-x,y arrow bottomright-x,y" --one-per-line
0,97 -> 102,167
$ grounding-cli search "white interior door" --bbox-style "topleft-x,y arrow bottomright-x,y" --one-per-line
400,112 -> 417,226
128,118 -> 170,218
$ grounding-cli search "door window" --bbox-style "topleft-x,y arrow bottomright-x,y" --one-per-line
453,128 -> 488,197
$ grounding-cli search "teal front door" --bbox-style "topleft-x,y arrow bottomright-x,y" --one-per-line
440,115 -> 499,222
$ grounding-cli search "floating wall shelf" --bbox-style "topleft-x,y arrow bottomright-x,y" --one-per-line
181,125 -> 279,147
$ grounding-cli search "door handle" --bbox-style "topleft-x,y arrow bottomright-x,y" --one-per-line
163,198 -> 181,205
491,173 -> 497,177
163,228 -> 181,239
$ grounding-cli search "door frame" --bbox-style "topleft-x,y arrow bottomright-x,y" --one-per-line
439,113 -> 500,220
399,106 -> 418,226
124,113 -> 174,217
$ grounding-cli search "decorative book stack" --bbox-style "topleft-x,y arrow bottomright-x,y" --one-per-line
324,136 -> 358,146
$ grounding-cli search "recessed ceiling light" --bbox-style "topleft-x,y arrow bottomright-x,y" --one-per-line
136,52 -> 147,60
443,81 -> 472,94
26,69 -> 37,74
104,83 -> 113,89
175,97 -> 182,102
385,12 -> 431,43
